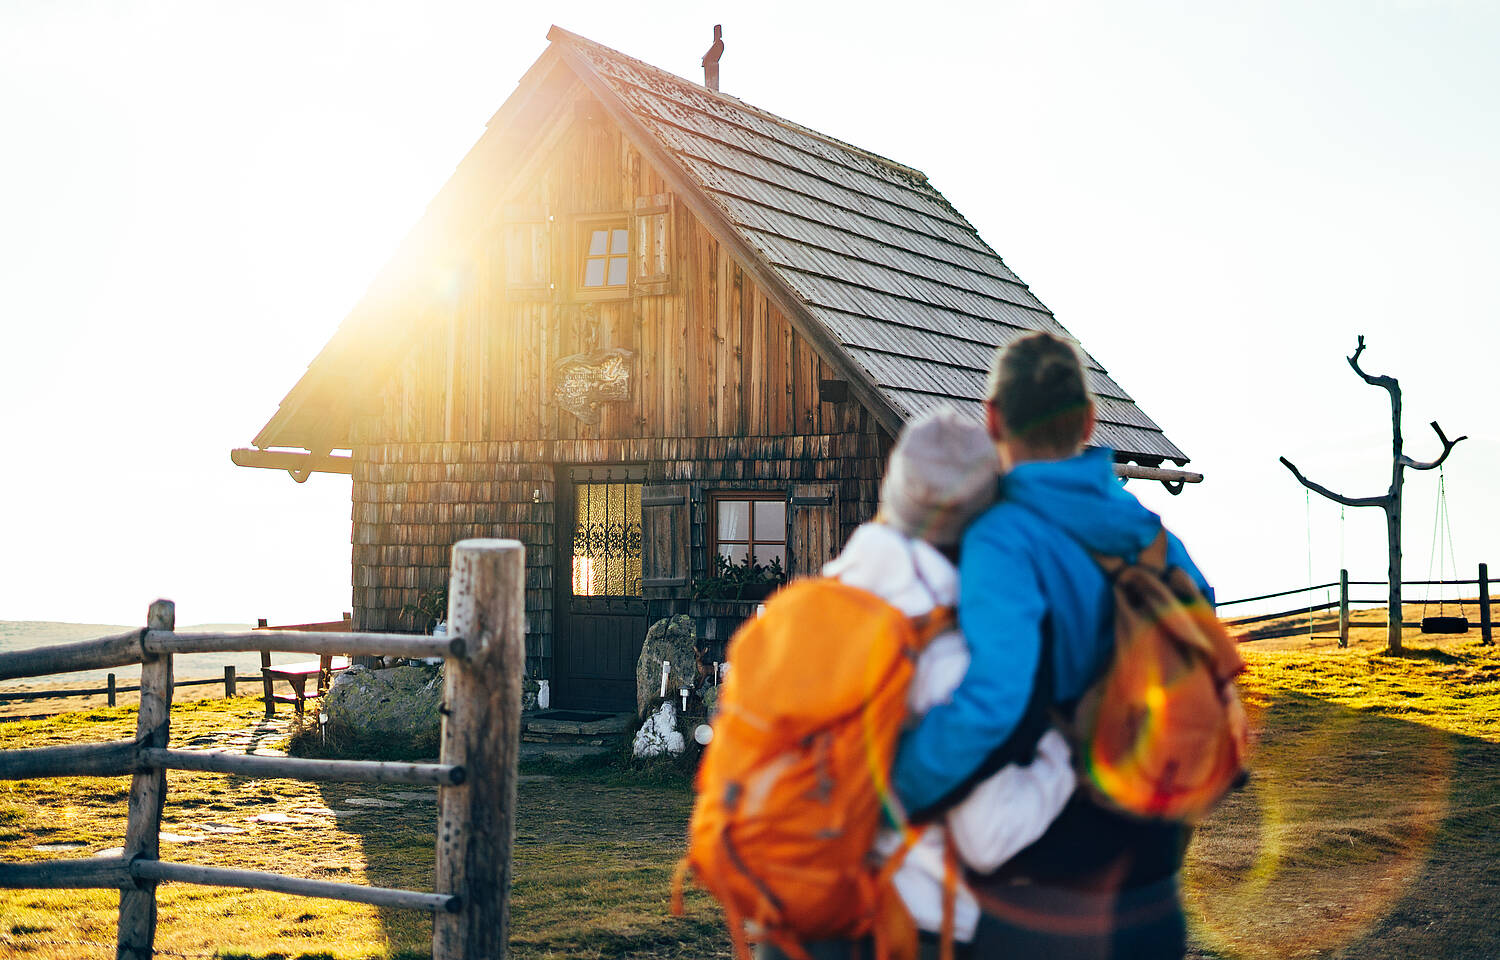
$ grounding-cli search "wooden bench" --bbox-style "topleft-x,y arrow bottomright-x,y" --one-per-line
255,615 -> 352,718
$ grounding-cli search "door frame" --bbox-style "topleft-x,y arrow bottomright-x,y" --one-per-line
552,463 -> 649,711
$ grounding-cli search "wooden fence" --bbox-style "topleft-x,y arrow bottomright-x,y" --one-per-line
0,668 -> 241,707
0,538 -> 524,960
1216,561 -> 1495,646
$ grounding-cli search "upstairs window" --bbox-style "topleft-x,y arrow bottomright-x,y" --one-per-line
581,222 -> 630,291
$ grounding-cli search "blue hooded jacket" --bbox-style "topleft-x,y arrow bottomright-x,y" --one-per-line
892,446 -> 1213,814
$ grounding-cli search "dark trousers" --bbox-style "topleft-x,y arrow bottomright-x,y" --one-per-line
754,932 -> 972,960
966,876 -> 1186,960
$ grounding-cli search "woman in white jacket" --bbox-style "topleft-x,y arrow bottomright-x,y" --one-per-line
832,409 -> 1075,958
826,524 -> 1075,955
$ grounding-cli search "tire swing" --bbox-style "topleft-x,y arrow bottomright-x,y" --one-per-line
1421,467 -> 1470,634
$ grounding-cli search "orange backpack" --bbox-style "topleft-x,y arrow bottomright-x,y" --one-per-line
1070,531 -> 1250,822
672,577 -> 953,960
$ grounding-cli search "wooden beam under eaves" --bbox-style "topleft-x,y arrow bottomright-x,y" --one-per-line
230,448 -> 353,483
1114,462 -> 1204,495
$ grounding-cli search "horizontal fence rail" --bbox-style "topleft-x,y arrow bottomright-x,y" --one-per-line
0,538 -> 524,960
0,632 -> 462,683
142,748 -> 464,786
0,671 -> 236,705
144,629 -> 463,660
1217,562 -> 1494,646
131,861 -> 460,913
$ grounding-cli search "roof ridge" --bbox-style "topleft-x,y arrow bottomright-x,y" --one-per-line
546,25 -> 933,186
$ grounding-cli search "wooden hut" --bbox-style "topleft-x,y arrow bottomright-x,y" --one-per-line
233,27 -> 1200,712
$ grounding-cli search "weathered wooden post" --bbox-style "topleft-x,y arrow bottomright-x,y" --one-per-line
1338,569 -> 1350,648
119,600 -> 175,960
1480,563 -> 1492,645
224,665 -> 236,698
434,539 -> 524,960
107,673 -> 117,707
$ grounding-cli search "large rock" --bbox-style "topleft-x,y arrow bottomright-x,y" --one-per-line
324,664 -> 442,755
636,615 -> 698,718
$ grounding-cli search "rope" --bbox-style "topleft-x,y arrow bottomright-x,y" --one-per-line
1424,473 -> 1443,617
1422,467 -> 1468,620
1306,488 -> 1315,638
1444,470 -> 1468,618
1339,505 -> 1346,573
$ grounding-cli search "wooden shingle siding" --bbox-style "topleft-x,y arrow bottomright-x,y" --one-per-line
352,430 -> 888,679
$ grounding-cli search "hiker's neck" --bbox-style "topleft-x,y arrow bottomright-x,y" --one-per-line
999,442 -> 1078,471
985,402 -> 1092,472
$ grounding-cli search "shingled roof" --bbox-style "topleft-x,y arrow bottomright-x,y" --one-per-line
246,27 -> 1188,470
551,27 -> 1186,466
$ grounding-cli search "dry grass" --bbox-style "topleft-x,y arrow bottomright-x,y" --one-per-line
0,695 -> 726,959
1184,631 -> 1500,959
4,629 -> 1498,960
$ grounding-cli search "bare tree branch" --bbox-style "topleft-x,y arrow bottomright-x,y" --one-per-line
1400,420 -> 1468,471
1346,334 -> 1399,391
1279,456 -> 1388,508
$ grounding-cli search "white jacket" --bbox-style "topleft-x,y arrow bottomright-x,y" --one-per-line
823,523 -> 1077,941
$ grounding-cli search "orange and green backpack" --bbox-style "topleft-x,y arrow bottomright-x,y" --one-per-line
1069,530 -> 1250,823
672,577 -> 954,960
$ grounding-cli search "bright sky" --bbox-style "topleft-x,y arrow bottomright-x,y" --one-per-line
2,1 -> 1496,627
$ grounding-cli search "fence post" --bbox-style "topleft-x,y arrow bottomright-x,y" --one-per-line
1481,563 -> 1491,645
108,673 -> 117,707
224,665 -> 236,698
1339,569 -> 1350,648
433,539 -> 524,960
119,599 -> 175,960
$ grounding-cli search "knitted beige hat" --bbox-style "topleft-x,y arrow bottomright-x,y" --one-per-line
879,408 -> 1001,547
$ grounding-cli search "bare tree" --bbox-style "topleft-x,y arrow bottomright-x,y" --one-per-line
1280,336 -> 1465,653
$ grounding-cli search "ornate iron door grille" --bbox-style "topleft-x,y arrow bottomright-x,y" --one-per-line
570,467 -> 644,597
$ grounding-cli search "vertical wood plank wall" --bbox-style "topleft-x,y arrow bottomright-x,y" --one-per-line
348,111 -> 895,679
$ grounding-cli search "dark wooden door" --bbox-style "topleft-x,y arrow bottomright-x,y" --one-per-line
554,465 -> 648,712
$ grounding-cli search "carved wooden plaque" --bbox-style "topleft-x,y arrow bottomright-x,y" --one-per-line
553,347 -> 633,425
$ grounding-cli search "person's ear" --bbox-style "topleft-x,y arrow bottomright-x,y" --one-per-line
985,402 -> 1005,444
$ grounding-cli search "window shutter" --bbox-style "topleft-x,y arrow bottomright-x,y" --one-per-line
788,482 -> 839,576
504,204 -> 550,297
632,193 -> 672,292
641,482 -> 690,594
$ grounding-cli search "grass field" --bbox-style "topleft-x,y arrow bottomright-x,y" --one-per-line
2,626 -> 1498,959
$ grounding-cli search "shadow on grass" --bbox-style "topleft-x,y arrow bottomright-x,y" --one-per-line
1371,645 -> 1466,664
281,731 -> 721,959
1184,689 -> 1500,960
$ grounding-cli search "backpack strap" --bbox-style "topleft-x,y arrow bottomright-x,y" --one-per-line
1092,529 -> 1170,580
908,606 -> 956,651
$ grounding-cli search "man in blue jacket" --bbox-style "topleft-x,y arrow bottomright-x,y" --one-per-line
891,332 -> 1214,958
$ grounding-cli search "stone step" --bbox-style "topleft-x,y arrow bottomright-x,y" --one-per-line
520,731 -> 627,746
522,710 -> 633,737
